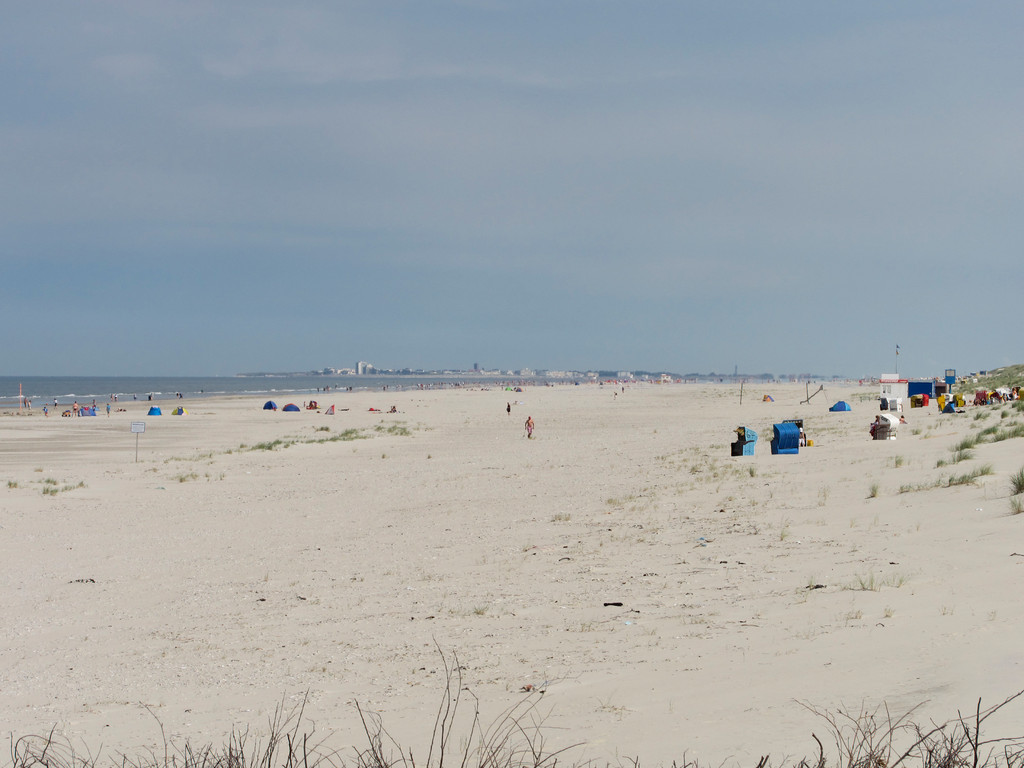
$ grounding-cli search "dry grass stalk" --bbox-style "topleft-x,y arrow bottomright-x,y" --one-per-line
354,649 -> 573,768
7,670 -> 1024,768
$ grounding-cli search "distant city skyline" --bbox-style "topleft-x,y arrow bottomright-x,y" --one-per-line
239,360 -> 978,383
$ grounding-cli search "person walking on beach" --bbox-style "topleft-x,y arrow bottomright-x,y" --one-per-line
524,416 -> 534,439
506,402 -> 511,417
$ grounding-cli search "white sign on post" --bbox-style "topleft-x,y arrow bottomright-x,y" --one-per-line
131,421 -> 146,462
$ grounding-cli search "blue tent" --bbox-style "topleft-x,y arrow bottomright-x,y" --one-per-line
263,400 -> 278,410
80,406 -> 97,416
771,422 -> 800,454
942,401 -> 956,413
147,406 -> 162,415
829,401 -> 852,412
282,403 -> 301,412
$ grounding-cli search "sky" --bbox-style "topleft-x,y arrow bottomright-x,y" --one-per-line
2,2 -> 1021,378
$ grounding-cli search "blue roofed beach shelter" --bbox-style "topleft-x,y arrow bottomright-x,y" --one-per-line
147,406 -> 162,415
282,403 -> 301,412
771,422 -> 800,454
829,401 -> 852,412
263,400 -> 278,410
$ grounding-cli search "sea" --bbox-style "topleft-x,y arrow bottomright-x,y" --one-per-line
0,374 -> 555,408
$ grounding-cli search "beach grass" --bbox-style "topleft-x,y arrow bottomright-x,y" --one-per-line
846,572 -> 907,592
375,423 -> 412,436
947,464 -> 994,487
947,449 -> 974,465
965,364 -> 1024,391
40,479 -> 85,496
8,681 -> 1024,768
1010,467 -> 1024,497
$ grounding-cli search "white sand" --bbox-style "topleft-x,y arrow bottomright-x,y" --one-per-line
2,382 -> 1023,766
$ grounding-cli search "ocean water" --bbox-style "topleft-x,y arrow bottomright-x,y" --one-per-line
0,374 -> 547,408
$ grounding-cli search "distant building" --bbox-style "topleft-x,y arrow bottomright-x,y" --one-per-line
356,361 -> 375,375
879,374 -> 908,401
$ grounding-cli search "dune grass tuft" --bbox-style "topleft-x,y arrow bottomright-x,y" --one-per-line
8,674 -> 1024,768
948,464 -> 994,487
1012,467 -> 1024,497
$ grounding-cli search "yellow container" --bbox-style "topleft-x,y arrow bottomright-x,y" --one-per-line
937,395 -> 946,411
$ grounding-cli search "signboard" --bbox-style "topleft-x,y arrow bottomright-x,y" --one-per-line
945,369 -> 956,388
131,421 -> 146,462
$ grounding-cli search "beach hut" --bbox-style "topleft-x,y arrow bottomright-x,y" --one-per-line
147,406 -> 162,416
879,375 -> 909,402
731,426 -> 758,456
829,401 -> 852,412
762,394 -> 774,402
907,380 -> 936,399
171,407 -> 188,415
770,422 -> 800,454
263,400 -> 278,411
282,403 -> 301,412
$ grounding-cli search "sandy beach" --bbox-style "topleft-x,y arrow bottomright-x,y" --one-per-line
2,382 -> 1023,766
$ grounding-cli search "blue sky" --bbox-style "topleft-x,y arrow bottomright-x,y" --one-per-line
2,2 -> 1020,377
